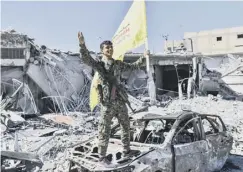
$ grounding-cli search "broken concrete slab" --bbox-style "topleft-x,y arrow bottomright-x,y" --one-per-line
1,151 -> 42,163
36,138 -> 57,157
40,114 -> 75,126
1,111 -> 25,128
41,161 -> 57,171
1,111 -> 25,123
17,128 -> 59,138
54,129 -> 68,136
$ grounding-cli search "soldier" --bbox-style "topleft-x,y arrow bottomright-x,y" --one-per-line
78,32 -> 149,167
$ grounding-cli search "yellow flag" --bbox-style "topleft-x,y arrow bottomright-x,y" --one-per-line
89,0 -> 148,111
112,0 -> 148,61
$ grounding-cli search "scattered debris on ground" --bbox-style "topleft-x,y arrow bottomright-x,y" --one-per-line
1,29 -> 243,171
1,111 -> 99,171
1,95 -> 243,171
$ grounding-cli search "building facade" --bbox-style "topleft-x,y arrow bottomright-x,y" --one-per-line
164,26 -> 243,56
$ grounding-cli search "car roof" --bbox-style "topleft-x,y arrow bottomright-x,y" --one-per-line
130,110 -> 219,121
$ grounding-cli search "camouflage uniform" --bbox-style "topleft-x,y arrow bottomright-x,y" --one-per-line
79,44 -> 145,158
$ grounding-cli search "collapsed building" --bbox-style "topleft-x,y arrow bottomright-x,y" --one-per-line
124,53 -> 195,98
0,30 -> 193,114
124,53 -> 243,103
1,30 -> 243,116
1,30 -> 243,172
199,54 -> 243,100
1,30 -> 93,114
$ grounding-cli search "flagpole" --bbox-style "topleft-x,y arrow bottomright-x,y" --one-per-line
144,0 -> 156,105
145,38 -> 150,72
144,38 -> 156,105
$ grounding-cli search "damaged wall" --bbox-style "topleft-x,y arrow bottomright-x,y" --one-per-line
199,55 -> 243,100
123,54 -> 195,99
1,30 -> 93,114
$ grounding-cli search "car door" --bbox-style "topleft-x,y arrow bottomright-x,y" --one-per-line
201,115 -> 233,171
172,116 -> 209,172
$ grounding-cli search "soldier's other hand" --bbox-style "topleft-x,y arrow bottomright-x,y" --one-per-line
144,50 -> 150,57
78,31 -> 85,45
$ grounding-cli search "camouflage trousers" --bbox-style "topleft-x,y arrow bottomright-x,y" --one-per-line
98,102 -> 130,158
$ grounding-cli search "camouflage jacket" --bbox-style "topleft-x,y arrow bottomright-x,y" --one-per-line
79,44 -> 146,106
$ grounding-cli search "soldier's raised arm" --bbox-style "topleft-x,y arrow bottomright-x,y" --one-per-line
78,31 -> 99,68
117,50 -> 150,71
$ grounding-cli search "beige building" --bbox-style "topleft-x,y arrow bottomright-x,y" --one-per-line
164,26 -> 243,56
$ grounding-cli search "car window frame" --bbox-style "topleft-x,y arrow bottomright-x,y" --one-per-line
201,115 -> 226,136
172,116 -> 204,145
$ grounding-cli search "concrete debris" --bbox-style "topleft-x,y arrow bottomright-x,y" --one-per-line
53,129 -> 68,136
200,55 -> 243,100
1,98 -> 241,172
1,29 -> 28,47
40,114 -> 75,126
1,111 -> 98,172
1,150 -> 42,163
215,54 -> 243,75
165,96 -> 243,156
1,30 -> 93,114
1,110 -> 25,124
1,150 -> 43,172
1,30 -> 146,115
1,29 -> 243,171
1,110 -> 26,131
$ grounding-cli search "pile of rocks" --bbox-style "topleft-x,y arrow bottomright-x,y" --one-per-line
1,111 -> 99,171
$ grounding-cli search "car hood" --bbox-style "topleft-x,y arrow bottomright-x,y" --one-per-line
69,137 -> 155,171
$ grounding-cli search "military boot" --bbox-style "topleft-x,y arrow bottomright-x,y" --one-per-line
97,157 -> 116,168
122,149 -> 141,158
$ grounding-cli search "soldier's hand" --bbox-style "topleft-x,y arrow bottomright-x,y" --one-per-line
144,50 -> 150,58
78,31 -> 85,45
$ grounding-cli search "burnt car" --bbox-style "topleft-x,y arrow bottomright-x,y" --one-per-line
68,111 -> 233,172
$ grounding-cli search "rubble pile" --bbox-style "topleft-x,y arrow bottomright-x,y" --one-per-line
215,55 -> 243,75
1,111 -> 99,172
199,56 -> 243,103
1,30 -> 94,114
165,95 -> 243,155
1,29 -> 243,171
25,44 -> 94,113
1,29 -> 28,47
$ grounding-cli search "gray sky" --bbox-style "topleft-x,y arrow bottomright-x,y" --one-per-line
1,1 -> 243,53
